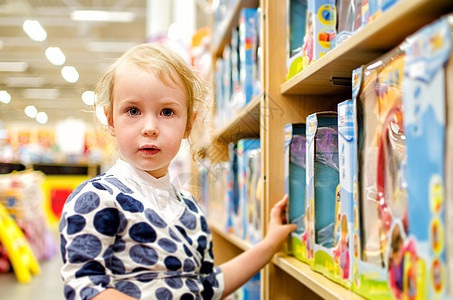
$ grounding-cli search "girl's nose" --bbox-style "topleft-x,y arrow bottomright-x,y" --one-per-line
142,116 -> 159,136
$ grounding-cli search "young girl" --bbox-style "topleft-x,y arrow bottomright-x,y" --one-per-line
59,43 -> 296,300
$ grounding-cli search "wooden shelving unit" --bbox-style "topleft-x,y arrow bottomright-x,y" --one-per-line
212,94 -> 261,143
204,0 -> 453,299
281,0 -> 453,95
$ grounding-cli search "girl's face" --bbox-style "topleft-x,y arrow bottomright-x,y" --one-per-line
106,64 -> 190,178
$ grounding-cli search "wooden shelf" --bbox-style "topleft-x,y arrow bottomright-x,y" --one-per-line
272,253 -> 364,300
212,94 -> 261,143
209,221 -> 252,252
281,0 -> 453,96
211,0 -> 259,58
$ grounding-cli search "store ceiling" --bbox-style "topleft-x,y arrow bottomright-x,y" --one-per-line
0,0 -> 148,125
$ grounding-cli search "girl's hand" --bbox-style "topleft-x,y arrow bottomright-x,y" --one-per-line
264,195 -> 297,254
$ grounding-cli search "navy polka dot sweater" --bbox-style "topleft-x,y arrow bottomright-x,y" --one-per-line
60,159 -> 224,300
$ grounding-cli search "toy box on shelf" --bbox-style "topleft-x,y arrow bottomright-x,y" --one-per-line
233,8 -> 261,113
331,0 -> 401,48
330,99 -> 358,288
286,0 -> 308,79
306,112 -> 340,276
286,0 -> 336,79
232,139 -> 260,241
352,46 -> 407,299
244,146 -> 262,245
284,123 -> 311,263
351,14 -> 453,299
303,0 -> 336,68
400,15 -> 451,300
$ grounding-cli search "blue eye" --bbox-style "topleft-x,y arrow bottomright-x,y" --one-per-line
161,108 -> 174,117
127,107 -> 140,116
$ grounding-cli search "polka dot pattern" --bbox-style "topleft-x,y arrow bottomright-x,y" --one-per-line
129,222 -> 156,243
158,238 -> 177,253
74,191 -> 100,214
80,287 -> 98,300
116,193 -> 144,212
130,245 -> 158,266
156,287 -> 173,300
75,261 -> 105,278
67,234 -> 102,263
92,181 -> 113,194
93,208 -> 120,236
179,210 -> 197,230
60,163 -> 224,300
145,208 -> 167,228
67,215 -> 86,235
115,281 -> 141,299
164,256 -> 182,271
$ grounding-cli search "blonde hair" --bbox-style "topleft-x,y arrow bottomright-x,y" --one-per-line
95,43 -> 210,136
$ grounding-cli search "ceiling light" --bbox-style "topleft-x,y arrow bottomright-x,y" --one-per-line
36,112 -> 48,124
45,47 -> 66,65
24,88 -> 60,99
95,106 -> 108,125
5,76 -> 45,87
61,66 -> 79,83
0,90 -> 11,104
25,105 -> 38,118
82,90 -> 96,105
0,62 -> 28,72
23,20 -> 47,42
71,10 -> 135,22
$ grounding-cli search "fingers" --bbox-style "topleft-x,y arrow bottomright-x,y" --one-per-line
275,194 -> 289,208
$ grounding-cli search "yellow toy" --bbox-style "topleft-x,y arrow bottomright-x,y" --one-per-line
0,202 -> 40,283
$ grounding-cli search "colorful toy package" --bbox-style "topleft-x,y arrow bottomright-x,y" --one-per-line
306,112 -> 340,275
331,0 -> 362,47
351,46 -> 407,299
233,139 -> 260,240
238,8 -> 260,109
245,146 -> 262,245
400,15 -> 451,300
302,0 -> 336,68
286,0 -> 308,79
284,123 -> 310,263
330,99 -> 358,288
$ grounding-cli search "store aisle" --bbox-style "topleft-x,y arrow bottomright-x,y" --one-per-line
0,250 -> 64,300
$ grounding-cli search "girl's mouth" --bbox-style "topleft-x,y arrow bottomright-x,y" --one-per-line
139,145 -> 160,155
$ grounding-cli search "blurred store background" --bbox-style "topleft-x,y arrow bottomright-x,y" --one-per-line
0,0 -> 212,298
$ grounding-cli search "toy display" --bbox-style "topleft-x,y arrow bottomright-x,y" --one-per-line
351,47 -> 407,299
286,0 -> 308,79
306,112 -> 340,274
400,15 -> 451,299
302,0 -> 336,68
331,0 -> 361,47
286,0 -> 336,78
284,123 -> 310,262
238,8 -> 260,109
0,201 -> 40,283
245,147 -> 262,244
235,139 -> 260,240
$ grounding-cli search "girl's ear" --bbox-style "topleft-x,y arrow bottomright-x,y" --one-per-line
104,105 -> 116,136
183,111 -> 197,139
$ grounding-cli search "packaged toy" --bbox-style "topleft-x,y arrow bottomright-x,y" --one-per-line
238,8 -> 260,109
245,147 -> 262,244
302,0 -> 336,67
233,139 -> 260,240
306,112 -> 340,275
286,0 -> 308,79
400,15 -> 451,300
352,46 -> 407,299
284,123 -> 310,263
